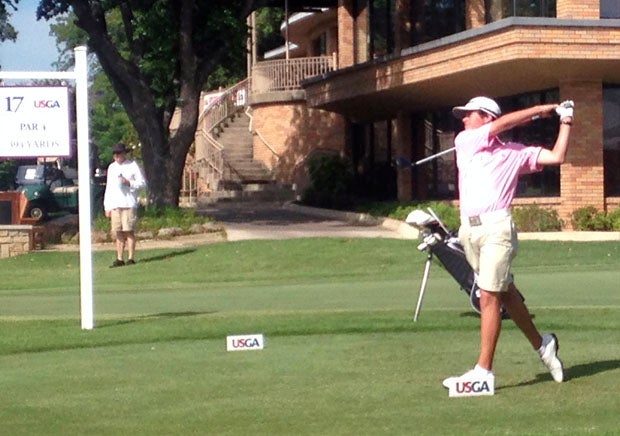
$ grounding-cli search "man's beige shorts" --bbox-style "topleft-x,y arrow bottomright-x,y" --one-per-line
110,208 -> 138,233
458,215 -> 517,292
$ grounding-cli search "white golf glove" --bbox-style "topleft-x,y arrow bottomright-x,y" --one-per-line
556,100 -> 574,120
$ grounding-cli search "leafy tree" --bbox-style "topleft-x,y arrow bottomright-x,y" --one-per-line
50,13 -> 139,168
37,0 -> 271,208
90,71 -> 139,166
0,160 -> 17,190
255,7 -> 284,57
0,0 -> 18,43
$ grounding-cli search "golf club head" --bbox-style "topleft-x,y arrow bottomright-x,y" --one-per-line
394,157 -> 413,168
406,209 -> 436,228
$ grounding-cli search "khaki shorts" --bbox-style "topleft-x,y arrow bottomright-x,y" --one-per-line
458,214 -> 517,292
110,208 -> 138,233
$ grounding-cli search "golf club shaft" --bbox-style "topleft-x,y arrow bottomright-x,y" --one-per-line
414,147 -> 455,166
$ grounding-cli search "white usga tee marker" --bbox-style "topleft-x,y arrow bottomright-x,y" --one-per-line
448,375 -> 495,398
448,375 -> 495,397
226,334 -> 265,351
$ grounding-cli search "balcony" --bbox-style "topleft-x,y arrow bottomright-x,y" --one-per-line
250,55 -> 337,103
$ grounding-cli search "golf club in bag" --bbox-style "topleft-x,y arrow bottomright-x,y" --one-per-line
406,208 -> 515,322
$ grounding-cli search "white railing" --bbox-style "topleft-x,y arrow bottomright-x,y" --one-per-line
250,54 -> 336,94
202,79 -> 249,132
184,79 -> 249,197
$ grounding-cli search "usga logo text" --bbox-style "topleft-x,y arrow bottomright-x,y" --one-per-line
449,375 -> 495,398
226,334 -> 265,352
456,381 -> 491,394
34,100 -> 61,109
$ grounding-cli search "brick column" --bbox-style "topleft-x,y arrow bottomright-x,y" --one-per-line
338,0 -> 356,68
355,2 -> 369,63
466,0 -> 486,29
412,116 -> 430,200
394,112 -> 412,201
559,81 -> 604,229
557,0 -> 600,19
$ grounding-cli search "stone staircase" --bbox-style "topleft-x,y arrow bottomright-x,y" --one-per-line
197,112 -> 294,205
216,112 -> 271,185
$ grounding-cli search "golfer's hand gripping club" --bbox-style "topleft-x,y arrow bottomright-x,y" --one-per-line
555,100 -> 574,120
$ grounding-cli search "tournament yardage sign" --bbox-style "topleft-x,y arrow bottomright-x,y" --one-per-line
0,86 -> 71,158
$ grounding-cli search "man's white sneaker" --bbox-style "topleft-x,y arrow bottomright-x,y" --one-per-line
442,366 -> 494,388
539,333 -> 564,382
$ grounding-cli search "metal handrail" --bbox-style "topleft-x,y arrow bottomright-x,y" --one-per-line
250,55 -> 336,94
191,79 -> 249,192
202,79 -> 249,133
245,106 -> 280,167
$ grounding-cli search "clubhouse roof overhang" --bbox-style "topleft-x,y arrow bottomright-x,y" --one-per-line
303,17 -> 620,122
262,0 -> 337,12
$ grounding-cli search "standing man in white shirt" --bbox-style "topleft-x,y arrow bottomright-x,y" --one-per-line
104,143 -> 147,267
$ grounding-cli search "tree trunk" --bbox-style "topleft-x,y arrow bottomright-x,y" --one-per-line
67,0 -> 203,209
59,0 -> 261,208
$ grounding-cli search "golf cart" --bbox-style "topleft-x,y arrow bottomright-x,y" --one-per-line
15,164 -> 104,220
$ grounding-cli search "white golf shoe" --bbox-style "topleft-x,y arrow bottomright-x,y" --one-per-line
539,333 -> 564,382
442,365 -> 494,389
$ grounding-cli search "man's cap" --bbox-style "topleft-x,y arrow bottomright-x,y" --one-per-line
112,143 -> 128,154
452,96 -> 501,119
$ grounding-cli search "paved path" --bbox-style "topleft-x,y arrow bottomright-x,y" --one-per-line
197,202 -> 416,241
45,202 -> 620,252
201,202 -> 620,242
45,202 -> 416,252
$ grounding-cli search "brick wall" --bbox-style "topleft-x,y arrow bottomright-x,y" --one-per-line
559,81 -> 605,229
251,101 -> 346,189
557,0 -> 600,19
337,0 -> 370,66
306,24 -> 620,109
338,0 -> 355,67
0,225 -> 33,258
466,0 -> 485,29
355,5 -> 369,63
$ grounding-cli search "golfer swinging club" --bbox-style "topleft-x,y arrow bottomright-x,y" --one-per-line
442,96 -> 573,389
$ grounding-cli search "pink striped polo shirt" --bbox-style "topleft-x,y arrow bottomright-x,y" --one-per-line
455,123 -> 543,218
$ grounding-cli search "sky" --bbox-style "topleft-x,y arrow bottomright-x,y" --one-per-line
0,0 -> 59,71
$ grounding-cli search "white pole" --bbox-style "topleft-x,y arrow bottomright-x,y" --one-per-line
285,0 -> 289,60
74,46 -> 94,330
0,47 -> 94,330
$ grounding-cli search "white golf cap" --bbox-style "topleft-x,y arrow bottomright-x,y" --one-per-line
453,96 -> 501,119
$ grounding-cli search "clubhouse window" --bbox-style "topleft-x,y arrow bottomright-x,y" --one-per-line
603,85 -> 620,196
417,90 -> 561,200
485,0 -> 556,21
601,0 -> 620,18
497,90 -> 561,197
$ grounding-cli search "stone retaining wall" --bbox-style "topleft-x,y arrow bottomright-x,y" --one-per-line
0,225 -> 34,258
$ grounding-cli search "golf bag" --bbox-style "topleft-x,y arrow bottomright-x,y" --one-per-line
406,208 -> 511,321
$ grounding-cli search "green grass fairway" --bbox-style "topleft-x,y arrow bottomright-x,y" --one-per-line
1,238 -> 619,435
